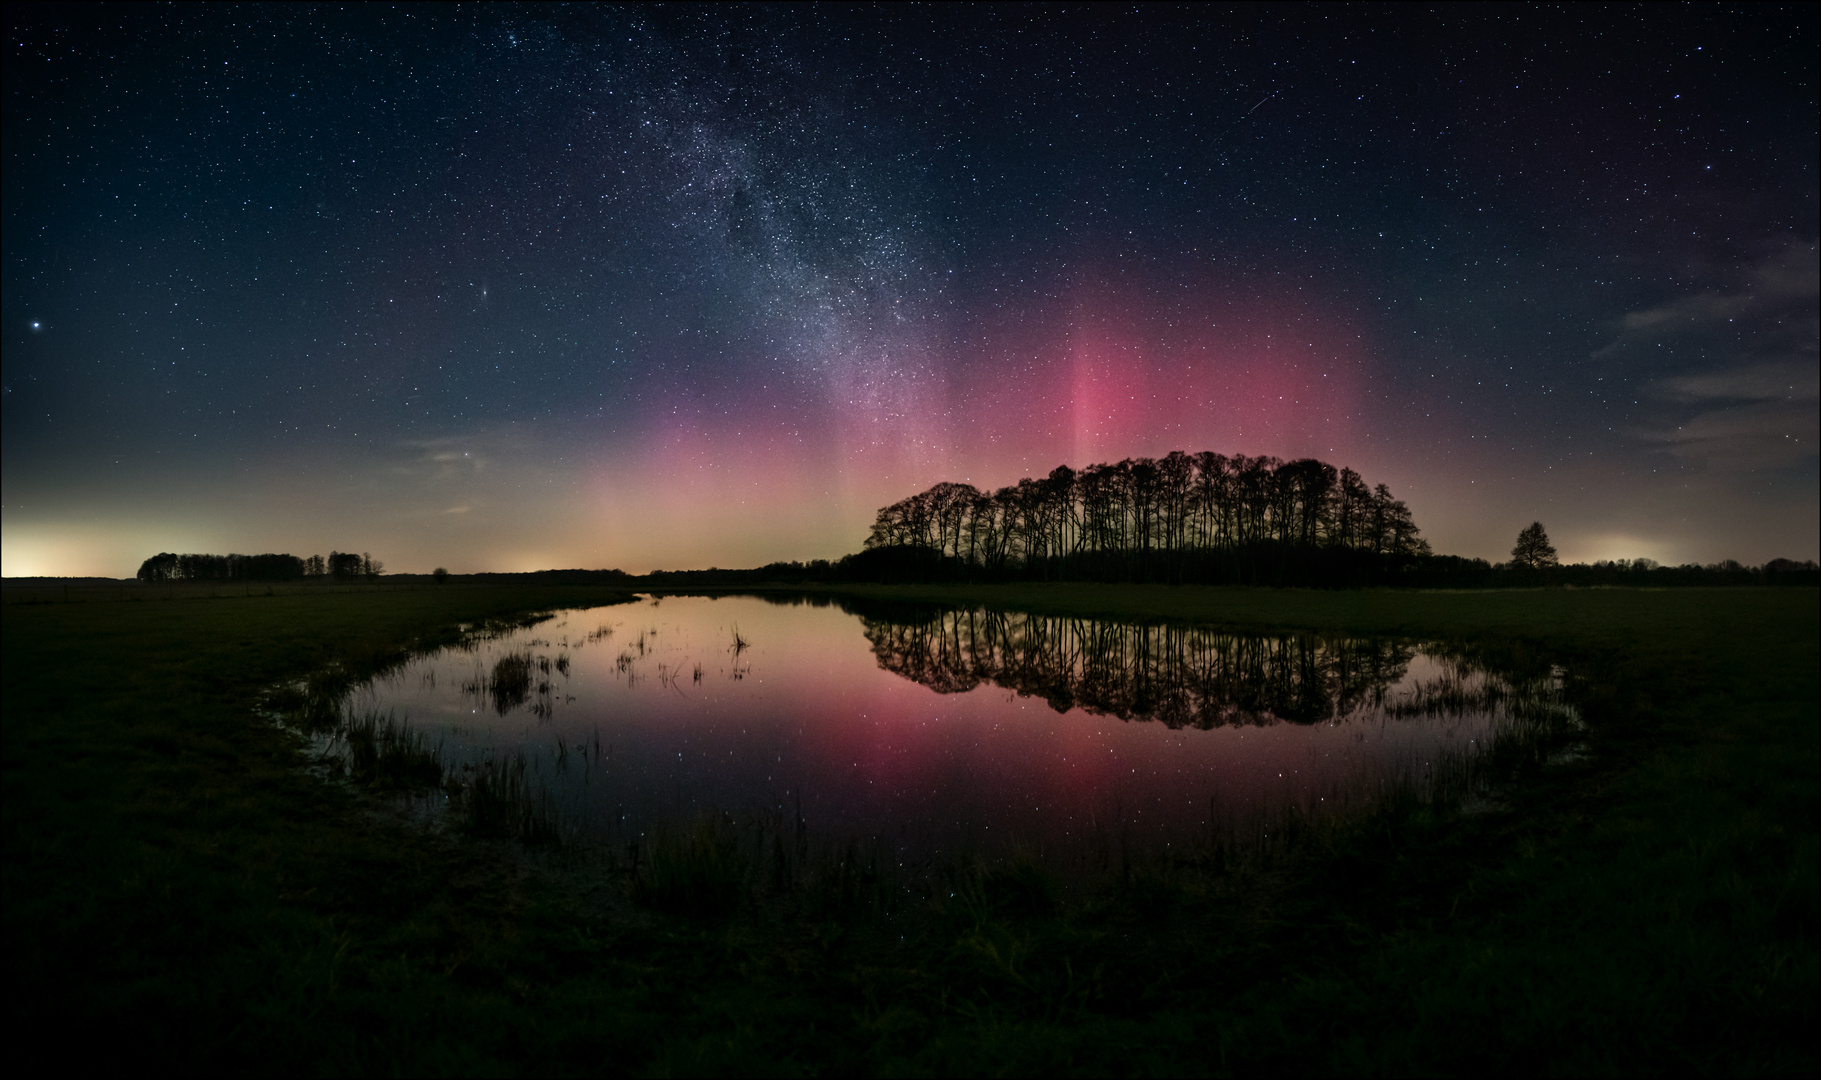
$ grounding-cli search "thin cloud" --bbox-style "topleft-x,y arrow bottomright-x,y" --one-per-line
1639,399 -> 1817,470
1613,243 -> 1820,470
393,433 -> 509,480
1656,359 -> 1819,403
1618,243 -> 1818,336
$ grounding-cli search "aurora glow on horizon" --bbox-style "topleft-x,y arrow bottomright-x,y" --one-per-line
4,5 -> 1816,577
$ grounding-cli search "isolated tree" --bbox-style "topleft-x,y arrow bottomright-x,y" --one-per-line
433,567 -> 450,585
1511,522 -> 1559,569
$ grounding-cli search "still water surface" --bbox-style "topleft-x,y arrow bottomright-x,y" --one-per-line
346,594 -> 1560,858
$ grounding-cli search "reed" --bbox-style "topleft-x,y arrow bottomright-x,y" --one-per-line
632,813 -> 747,917
491,650 -> 534,696
328,709 -> 444,790
944,856 -> 1061,922
452,752 -> 571,846
1191,680 -> 1579,870
457,649 -> 541,713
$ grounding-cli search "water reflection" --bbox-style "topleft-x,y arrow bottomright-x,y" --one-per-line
336,594 -> 1570,865
865,610 -> 1420,726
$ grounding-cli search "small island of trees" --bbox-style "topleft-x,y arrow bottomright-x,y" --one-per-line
855,451 -> 1429,586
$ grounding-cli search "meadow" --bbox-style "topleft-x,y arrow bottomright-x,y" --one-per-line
3,580 -> 1814,1075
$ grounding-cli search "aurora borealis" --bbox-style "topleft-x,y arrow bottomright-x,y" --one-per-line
4,4 -> 1815,576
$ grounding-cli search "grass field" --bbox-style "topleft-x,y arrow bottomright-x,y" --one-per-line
4,581 -> 1815,1075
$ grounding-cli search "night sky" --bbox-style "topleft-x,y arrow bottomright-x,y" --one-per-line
5,4 -> 1815,577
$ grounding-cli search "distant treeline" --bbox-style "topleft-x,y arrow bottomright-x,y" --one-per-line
841,452 -> 1821,588
855,451 -> 1427,586
136,550 -> 383,582
452,569 -> 637,586
1393,555 -> 1821,588
639,554 -> 1818,589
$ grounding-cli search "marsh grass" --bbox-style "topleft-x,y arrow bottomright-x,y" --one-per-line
260,663 -> 367,733
328,709 -> 443,790
625,807 -> 916,922
484,650 -> 532,708
258,626 -> 583,846
277,691 -> 573,849
288,610 -> 1582,928
451,646 -> 572,717
6,581 -> 1815,1075
610,703 -> 1568,927
451,753 -> 572,846
268,590 -> 1585,938
1193,674 -> 1581,861
947,856 -> 1062,922
632,813 -> 747,916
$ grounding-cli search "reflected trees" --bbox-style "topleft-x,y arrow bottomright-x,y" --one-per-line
863,608 -> 1539,730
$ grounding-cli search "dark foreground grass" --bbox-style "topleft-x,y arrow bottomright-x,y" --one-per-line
4,581 -> 1816,1075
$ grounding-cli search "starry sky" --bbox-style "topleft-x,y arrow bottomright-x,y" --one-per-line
4,4 -> 1816,577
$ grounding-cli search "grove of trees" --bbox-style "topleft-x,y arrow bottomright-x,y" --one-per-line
136,550 -> 382,583
860,451 -> 1430,585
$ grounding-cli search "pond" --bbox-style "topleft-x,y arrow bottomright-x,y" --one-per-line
337,593 -> 1572,864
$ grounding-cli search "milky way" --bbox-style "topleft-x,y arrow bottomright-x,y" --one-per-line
4,5 -> 1815,575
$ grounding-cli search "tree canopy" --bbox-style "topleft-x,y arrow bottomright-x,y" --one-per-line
1510,522 -> 1559,570
136,550 -> 382,582
863,451 -> 1429,585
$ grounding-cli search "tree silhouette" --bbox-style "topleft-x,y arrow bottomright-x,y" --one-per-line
1510,522 -> 1559,569
135,549 -> 386,583
863,449 -> 1431,585
135,551 -> 307,582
